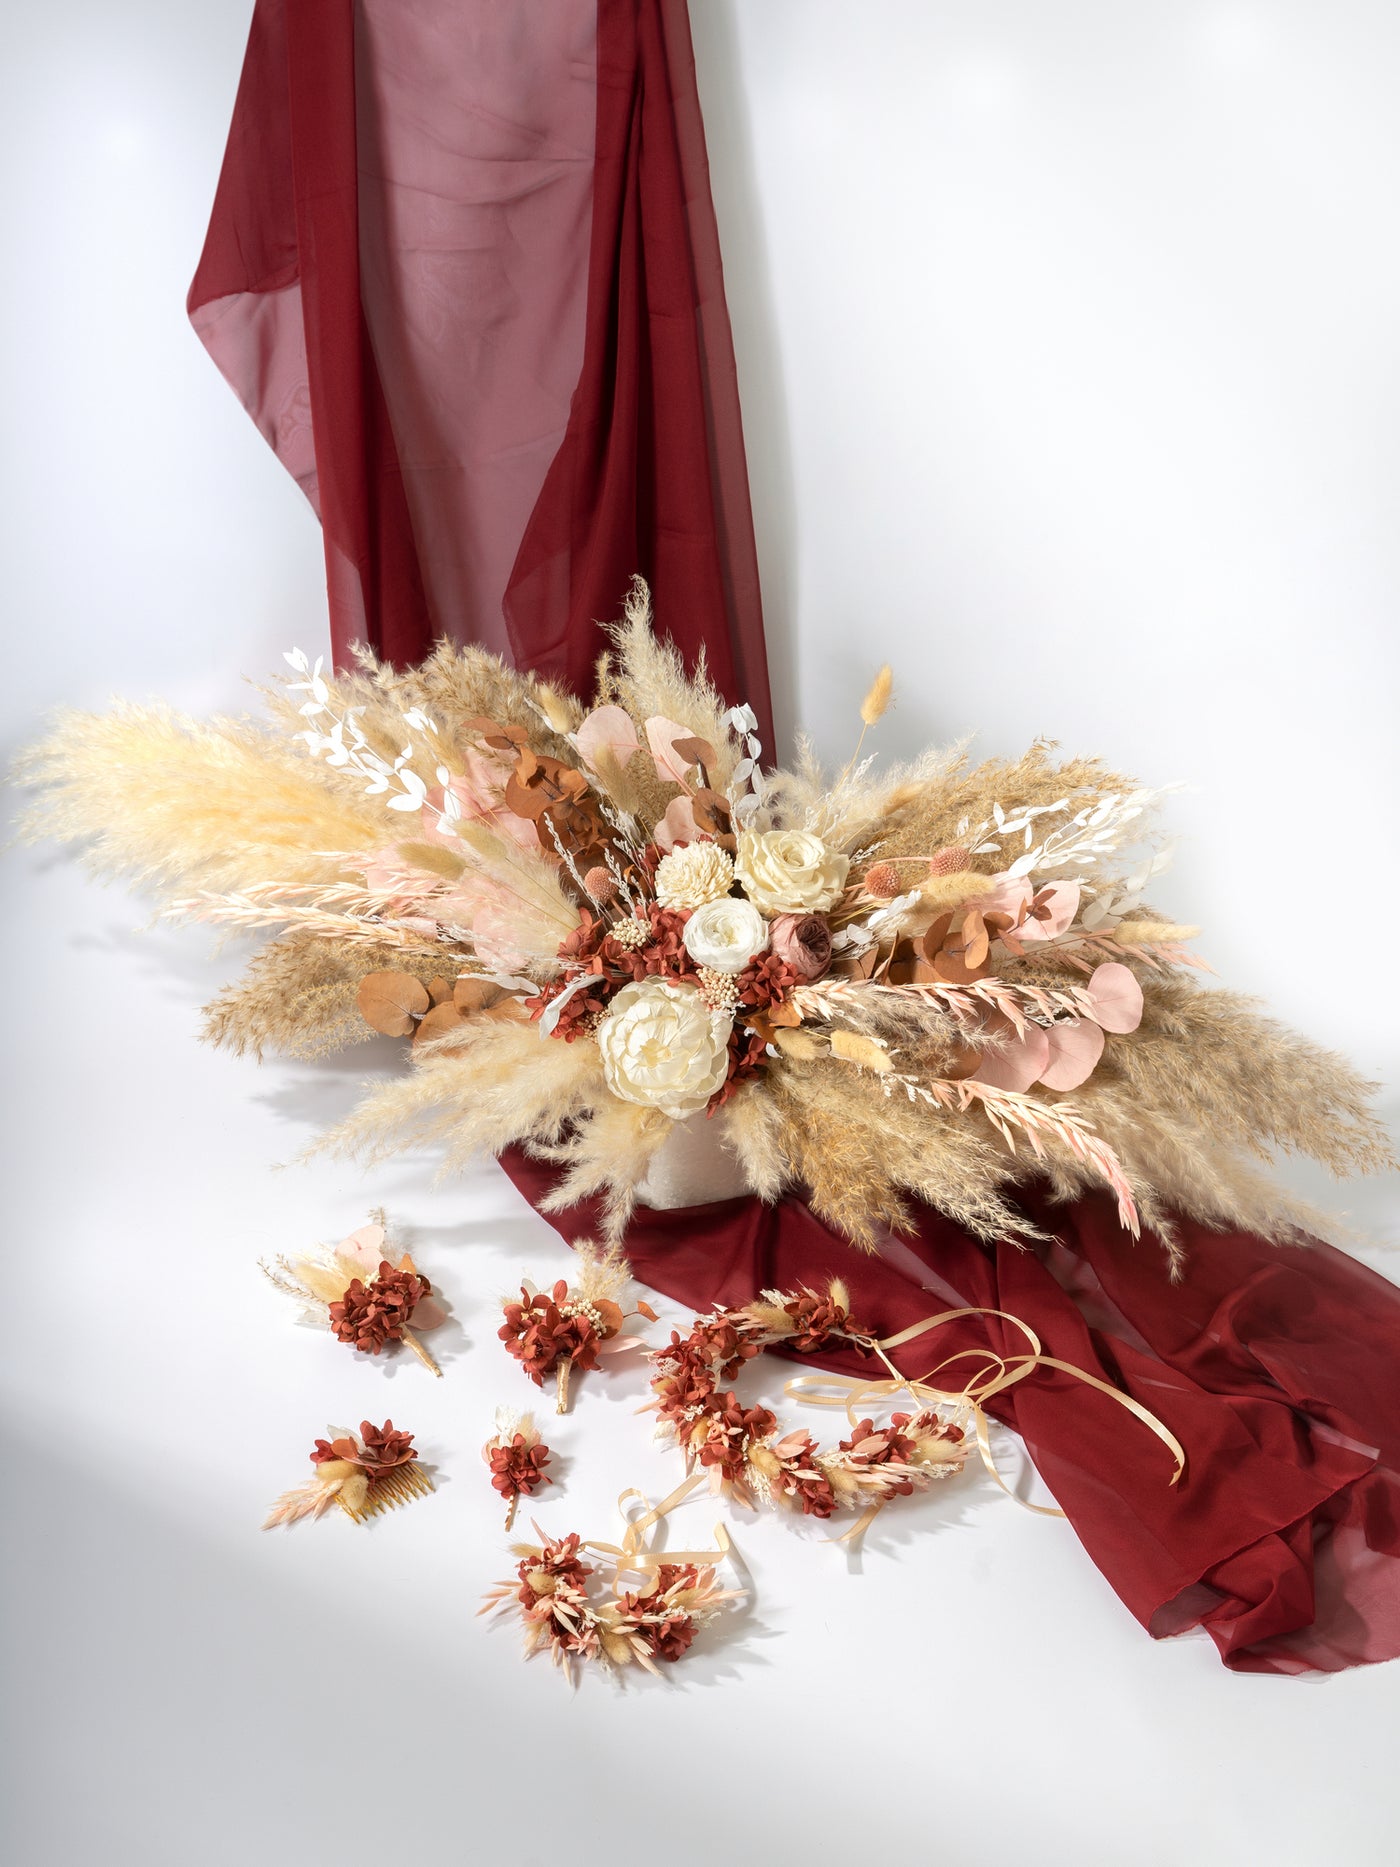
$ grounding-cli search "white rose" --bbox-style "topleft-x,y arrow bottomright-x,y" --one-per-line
654,840 -> 735,910
596,979 -> 733,1117
682,896 -> 770,975
735,829 -> 850,913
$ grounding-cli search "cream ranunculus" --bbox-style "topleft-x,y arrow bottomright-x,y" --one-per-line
653,840 -> 735,910
682,896 -> 770,975
735,829 -> 850,913
596,979 -> 733,1117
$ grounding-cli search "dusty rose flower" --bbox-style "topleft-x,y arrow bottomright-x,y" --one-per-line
767,912 -> 832,981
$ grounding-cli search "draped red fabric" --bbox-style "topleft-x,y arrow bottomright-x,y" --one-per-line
187,0 -> 772,744
190,2 -> 1400,1674
500,1148 -> 1400,1674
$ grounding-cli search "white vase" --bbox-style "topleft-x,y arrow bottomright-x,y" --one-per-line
635,1111 -> 754,1209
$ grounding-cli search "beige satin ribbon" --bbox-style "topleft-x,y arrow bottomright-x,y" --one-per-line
785,1304 -> 1186,1522
579,1474 -> 734,1585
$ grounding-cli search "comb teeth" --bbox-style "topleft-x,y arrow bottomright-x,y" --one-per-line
337,1461 -> 434,1522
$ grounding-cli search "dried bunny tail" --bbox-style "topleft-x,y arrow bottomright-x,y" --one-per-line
1110,976 -> 1395,1178
200,933 -> 442,1061
312,1019 -> 602,1176
597,577 -> 740,790
533,1099 -> 674,1240
12,703 -> 386,893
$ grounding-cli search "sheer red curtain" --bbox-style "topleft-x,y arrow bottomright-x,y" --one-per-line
191,0 -> 1400,1675
189,0 -> 772,743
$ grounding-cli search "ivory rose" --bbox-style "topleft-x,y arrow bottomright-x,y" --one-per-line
682,897 -> 770,975
735,829 -> 849,914
596,979 -> 733,1117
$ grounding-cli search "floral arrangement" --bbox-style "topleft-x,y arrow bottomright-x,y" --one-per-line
17,581 -> 1392,1259
261,1216 -> 446,1373
648,1281 -> 968,1522
262,1419 -> 432,1527
482,1408 -> 553,1528
498,1240 -> 656,1410
480,1517 -> 739,1679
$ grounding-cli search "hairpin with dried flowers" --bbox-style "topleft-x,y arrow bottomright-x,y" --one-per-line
262,1420 -> 433,1528
261,1215 -> 447,1374
499,1240 -> 657,1411
647,1279 -> 969,1533
480,1480 -> 740,1680
482,1407 -> 553,1528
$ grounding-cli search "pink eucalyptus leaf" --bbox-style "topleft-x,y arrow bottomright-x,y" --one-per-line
339,1224 -> 387,1273
1020,880 -> 1082,942
653,795 -> 700,851
971,874 -> 1034,920
972,1023 -> 1051,1093
410,1297 -> 447,1332
574,704 -> 640,772
646,715 -> 702,788
598,1334 -> 645,1356
1037,1017 -> 1106,1091
1086,961 -> 1145,1034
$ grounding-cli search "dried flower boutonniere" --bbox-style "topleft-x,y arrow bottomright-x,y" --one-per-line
262,1420 -> 433,1528
482,1408 -> 553,1528
499,1240 -> 656,1411
261,1216 -> 447,1374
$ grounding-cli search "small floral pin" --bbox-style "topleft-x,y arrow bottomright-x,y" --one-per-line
482,1408 -> 553,1529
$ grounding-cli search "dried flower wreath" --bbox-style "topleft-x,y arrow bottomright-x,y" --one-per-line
498,1240 -> 656,1411
647,1280 -> 969,1524
17,582 -> 1392,1259
483,1408 -> 553,1528
480,1484 -> 740,1679
260,1216 -> 446,1373
649,1281 -> 1187,1537
262,1419 -> 432,1527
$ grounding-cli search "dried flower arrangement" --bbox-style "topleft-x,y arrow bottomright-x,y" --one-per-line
16,581 -> 1392,1260
262,1420 -> 432,1527
483,1408 -> 553,1528
648,1281 -> 969,1524
261,1217 -> 446,1374
498,1240 -> 657,1411
479,1495 -> 740,1679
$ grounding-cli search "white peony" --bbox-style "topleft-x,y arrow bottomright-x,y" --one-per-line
682,896 -> 770,975
596,979 -> 733,1117
654,840 -> 735,910
735,829 -> 850,913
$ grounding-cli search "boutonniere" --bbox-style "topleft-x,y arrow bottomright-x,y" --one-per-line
499,1241 -> 656,1411
262,1215 -> 447,1373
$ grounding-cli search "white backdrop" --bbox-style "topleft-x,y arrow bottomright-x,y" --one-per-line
4,4 -> 1399,1865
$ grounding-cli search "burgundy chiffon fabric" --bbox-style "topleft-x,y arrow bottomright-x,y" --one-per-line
189,0 -> 772,743
501,1148 -> 1400,1674
191,2 -> 1400,1674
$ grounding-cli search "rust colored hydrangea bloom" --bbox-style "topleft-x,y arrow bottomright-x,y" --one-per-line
499,1281 -> 602,1386
488,1433 -> 552,1505
328,1260 -> 431,1354
783,1288 -> 852,1352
